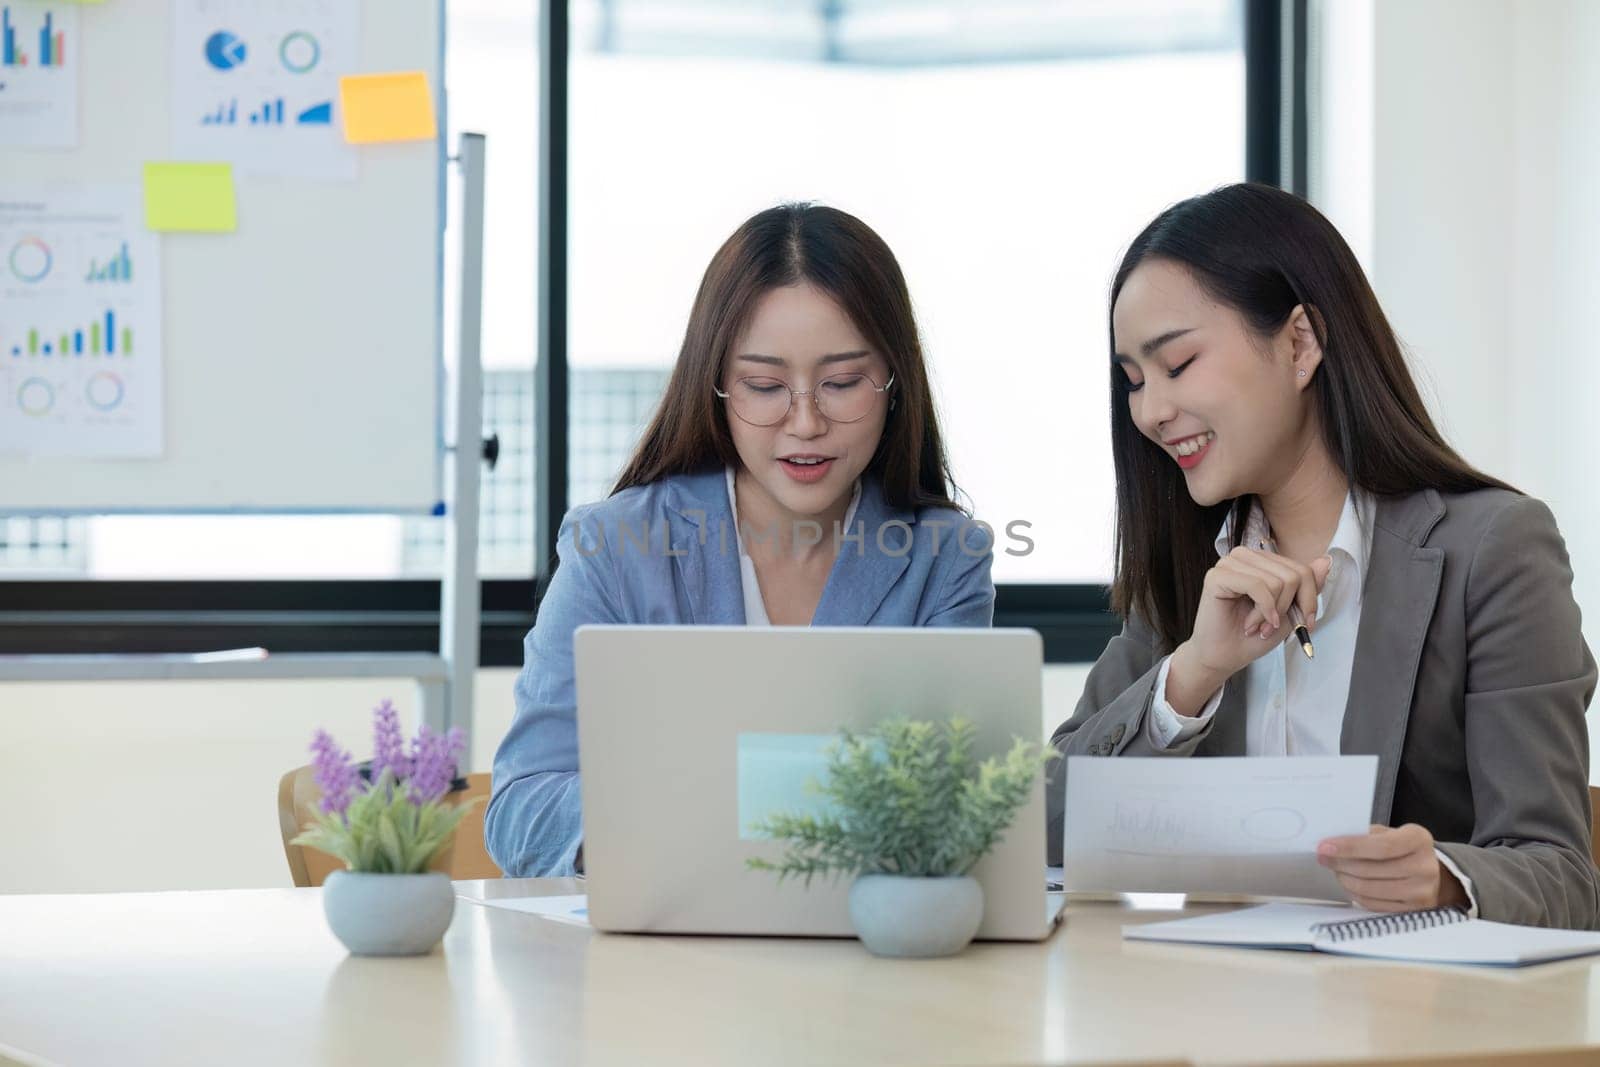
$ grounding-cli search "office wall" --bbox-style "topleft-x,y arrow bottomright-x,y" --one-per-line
0,666 -> 1092,894
1503,2 -> 1600,656
1317,0 -> 1600,653
3,674 -> 500,895
1369,0 -> 1518,476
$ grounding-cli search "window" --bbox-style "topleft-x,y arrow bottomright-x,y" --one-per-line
565,0 -> 1247,584
2,1 -> 1296,663
549,0 -> 1291,658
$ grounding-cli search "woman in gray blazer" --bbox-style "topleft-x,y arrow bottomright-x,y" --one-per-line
488,204 -> 996,878
1049,183 -> 1599,928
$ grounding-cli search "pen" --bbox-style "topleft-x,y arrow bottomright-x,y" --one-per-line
1257,538 -> 1315,660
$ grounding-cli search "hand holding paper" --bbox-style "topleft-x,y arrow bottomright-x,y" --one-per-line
1318,822 -> 1472,913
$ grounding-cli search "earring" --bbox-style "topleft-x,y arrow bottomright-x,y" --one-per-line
1297,369 -> 1307,377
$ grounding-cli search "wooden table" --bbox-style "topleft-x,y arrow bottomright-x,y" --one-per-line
1,878 -> 1597,1066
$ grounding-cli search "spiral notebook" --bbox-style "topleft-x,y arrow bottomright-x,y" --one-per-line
1124,903 -> 1600,966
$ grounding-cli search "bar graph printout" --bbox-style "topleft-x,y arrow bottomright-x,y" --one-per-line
0,2 -> 79,148
0,185 -> 163,457
172,0 -> 358,181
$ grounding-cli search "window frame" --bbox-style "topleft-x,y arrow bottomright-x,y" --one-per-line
0,0 -> 1303,666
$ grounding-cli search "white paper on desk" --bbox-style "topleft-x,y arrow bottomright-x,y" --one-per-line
1061,755 -> 1377,901
473,893 -> 591,928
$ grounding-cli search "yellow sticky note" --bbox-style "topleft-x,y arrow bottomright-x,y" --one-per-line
340,72 -> 437,144
143,163 -> 237,233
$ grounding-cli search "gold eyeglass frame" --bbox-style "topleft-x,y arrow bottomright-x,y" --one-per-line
713,373 -> 897,427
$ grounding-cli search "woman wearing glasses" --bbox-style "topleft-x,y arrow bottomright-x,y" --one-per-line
487,203 -> 994,878
1046,183 -> 1597,928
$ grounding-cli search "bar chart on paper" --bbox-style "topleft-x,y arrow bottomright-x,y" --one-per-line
9,309 -> 134,358
1,5 -> 67,68
84,241 -> 132,283
199,97 -> 312,126
172,0 -> 359,180
0,186 -> 163,458
0,3 -> 78,147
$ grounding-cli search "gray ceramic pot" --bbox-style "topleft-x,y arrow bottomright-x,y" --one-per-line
322,870 -> 455,956
847,874 -> 984,958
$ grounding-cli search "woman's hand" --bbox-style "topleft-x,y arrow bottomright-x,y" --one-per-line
1317,824 -> 1471,912
1164,547 -> 1332,716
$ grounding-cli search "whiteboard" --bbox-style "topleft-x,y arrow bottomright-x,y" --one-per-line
0,0 -> 443,512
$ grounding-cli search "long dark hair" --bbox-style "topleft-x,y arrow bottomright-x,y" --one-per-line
613,203 -> 960,512
1109,182 -> 1513,651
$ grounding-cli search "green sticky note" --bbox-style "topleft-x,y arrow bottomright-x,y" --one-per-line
143,162 -> 237,233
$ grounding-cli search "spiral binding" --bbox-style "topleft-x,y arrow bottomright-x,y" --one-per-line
1311,907 -> 1469,944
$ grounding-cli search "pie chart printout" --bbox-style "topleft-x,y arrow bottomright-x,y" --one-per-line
174,3 -> 358,181
204,30 -> 247,71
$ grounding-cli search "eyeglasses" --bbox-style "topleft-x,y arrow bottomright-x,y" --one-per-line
714,373 -> 896,428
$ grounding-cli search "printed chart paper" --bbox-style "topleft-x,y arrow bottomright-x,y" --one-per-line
0,2 -> 79,148
0,185 -> 163,457
1061,755 -> 1377,901
171,0 -> 358,180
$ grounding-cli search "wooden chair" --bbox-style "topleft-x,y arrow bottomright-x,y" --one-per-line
277,765 -> 502,887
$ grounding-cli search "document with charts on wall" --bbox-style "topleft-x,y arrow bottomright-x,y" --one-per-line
0,185 -> 163,458
0,2 -> 79,148
1061,755 -> 1377,901
170,0 -> 359,181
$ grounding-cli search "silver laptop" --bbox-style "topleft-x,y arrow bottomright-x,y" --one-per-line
574,625 -> 1064,940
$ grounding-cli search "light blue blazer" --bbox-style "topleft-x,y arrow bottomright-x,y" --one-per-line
485,466 -> 996,877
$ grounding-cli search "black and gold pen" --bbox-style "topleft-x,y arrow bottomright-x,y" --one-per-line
1258,537 -> 1315,660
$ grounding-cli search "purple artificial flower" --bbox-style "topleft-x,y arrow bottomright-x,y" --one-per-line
309,728 -> 361,816
407,724 -> 467,804
370,699 -> 411,786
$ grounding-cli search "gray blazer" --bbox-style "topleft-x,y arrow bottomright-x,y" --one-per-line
1046,488 -> 1600,929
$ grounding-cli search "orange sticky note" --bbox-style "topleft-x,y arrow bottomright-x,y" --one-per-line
339,72 -> 437,144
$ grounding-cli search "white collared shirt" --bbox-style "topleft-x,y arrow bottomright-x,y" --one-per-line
725,466 -> 861,627
1147,490 -> 1372,756
1143,490 -> 1478,913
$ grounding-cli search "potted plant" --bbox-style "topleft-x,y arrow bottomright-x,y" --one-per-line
291,700 -> 477,956
747,717 -> 1053,958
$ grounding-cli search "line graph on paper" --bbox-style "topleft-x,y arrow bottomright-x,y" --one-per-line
1100,799 -> 1313,856
1060,756 -> 1374,899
